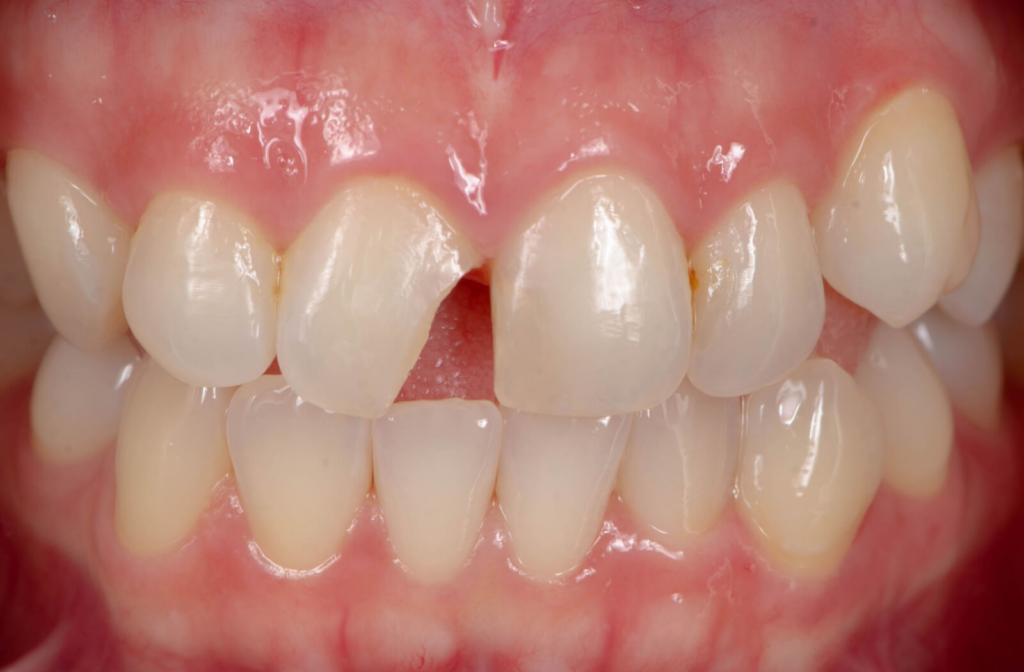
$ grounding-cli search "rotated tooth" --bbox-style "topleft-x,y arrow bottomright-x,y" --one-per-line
0,180 -> 35,307
811,87 -> 978,328
737,359 -> 884,575
492,170 -> 692,417
688,181 -> 825,397
277,177 -> 481,418
123,193 -> 279,388
5,149 -> 132,351
496,409 -> 631,579
618,380 -> 740,539
0,302 -> 55,389
372,399 -> 501,583
226,375 -> 371,571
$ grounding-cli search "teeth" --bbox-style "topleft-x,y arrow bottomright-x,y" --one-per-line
811,87 -> 978,328
226,375 -> 371,571
618,380 -> 740,539
0,303 -> 55,389
123,193 -> 279,388
687,180 -> 825,397
31,334 -> 140,465
0,180 -> 36,307
492,170 -> 692,416
277,177 -> 481,418
496,409 -> 630,579
372,399 -> 502,583
736,359 -> 884,575
855,324 -> 953,498
115,357 -> 235,555
5,149 -> 132,351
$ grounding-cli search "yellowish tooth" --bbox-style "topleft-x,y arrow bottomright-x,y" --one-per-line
0,179 -> 35,307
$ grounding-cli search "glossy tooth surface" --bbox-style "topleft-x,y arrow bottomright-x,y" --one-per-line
115,358 -> 235,555
0,303 -> 55,389
5,149 -> 132,350
688,181 -> 825,397
737,359 -> 884,575
31,334 -> 140,465
855,324 -> 953,498
123,194 -> 279,388
0,180 -> 35,307
373,400 -> 501,583
277,178 -> 481,418
811,87 -> 978,328
618,380 -> 740,539
492,170 -> 692,417
496,409 -> 631,579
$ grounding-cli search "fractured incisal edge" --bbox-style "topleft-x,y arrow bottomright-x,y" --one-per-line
492,170 -> 692,417
372,399 -> 501,584
737,359 -> 884,575
31,334 -> 140,465
688,180 -> 825,397
0,179 -> 36,307
811,87 -> 979,328
226,375 -> 371,571
5,149 -> 132,351
115,357 -> 235,556
277,177 -> 481,419
0,302 -> 55,389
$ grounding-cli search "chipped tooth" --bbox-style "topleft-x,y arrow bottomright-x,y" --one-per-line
0,180 -> 36,307
226,375 -> 371,571
372,399 -> 501,583
492,170 -> 692,416
0,302 -> 55,389
277,178 -> 481,419
811,87 -> 978,328
688,180 -> 825,397
5,149 -> 132,351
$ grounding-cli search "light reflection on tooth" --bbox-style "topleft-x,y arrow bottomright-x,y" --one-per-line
0,179 -> 36,307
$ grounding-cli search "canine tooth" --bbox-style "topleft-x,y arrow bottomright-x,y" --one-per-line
0,302 -> 55,389
372,399 -> 501,583
5,149 -> 132,350
277,177 -> 481,418
123,193 -> 279,388
688,181 -> 825,397
0,180 -> 35,307
811,87 -> 978,328
226,376 -> 371,571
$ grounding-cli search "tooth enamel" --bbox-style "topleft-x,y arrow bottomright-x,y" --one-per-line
618,380 -> 740,539
277,177 -> 481,418
5,149 -> 132,351
496,409 -> 630,579
0,302 -> 55,389
226,375 -> 371,571
115,357 -> 235,555
372,399 -> 501,583
492,170 -> 692,417
811,87 -> 978,328
736,358 -> 884,575
687,181 -> 825,397
31,334 -> 140,464
122,193 -> 279,388
855,324 -> 953,498
0,180 -> 35,307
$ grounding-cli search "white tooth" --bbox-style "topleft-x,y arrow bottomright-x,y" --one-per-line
226,375 -> 371,571
496,409 -> 630,579
688,181 -> 825,397
492,170 -> 692,417
31,334 -> 140,465
277,177 -> 481,418
5,149 -> 132,351
123,193 -> 279,388
372,399 -> 501,583
811,87 -> 978,328
0,180 -> 36,307
0,302 -> 55,389
618,380 -> 740,539
737,359 -> 884,575
855,324 -> 953,498
996,266 -> 1024,386
940,147 -> 1024,325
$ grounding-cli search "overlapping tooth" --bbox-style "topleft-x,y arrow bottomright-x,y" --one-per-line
0,302 -> 55,389
811,87 -> 979,328
373,400 -> 501,583
5,149 -> 132,350
688,180 -> 825,397
226,376 -> 371,571
492,170 -> 692,417
277,177 -> 481,419
736,359 -> 884,575
0,180 -> 35,307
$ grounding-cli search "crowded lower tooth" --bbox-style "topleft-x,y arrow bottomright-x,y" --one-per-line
0,302 -> 55,389
491,169 -> 692,417
0,180 -> 36,307
372,399 -> 502,583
